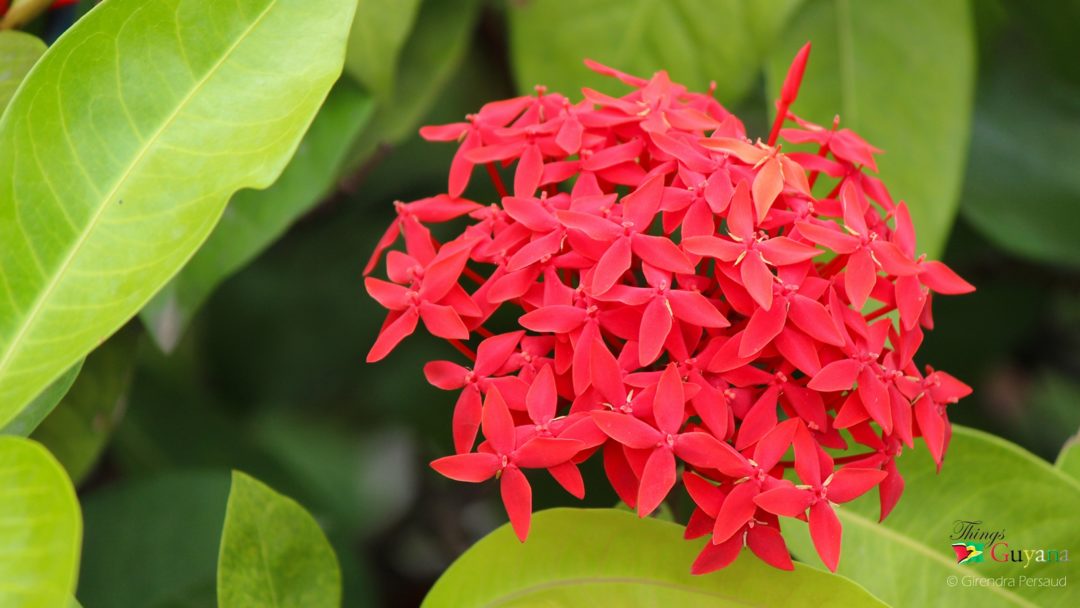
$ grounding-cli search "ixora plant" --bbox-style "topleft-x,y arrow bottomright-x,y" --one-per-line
365,45 -> 975,574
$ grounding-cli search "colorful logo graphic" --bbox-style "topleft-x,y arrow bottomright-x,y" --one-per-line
952,542 -> 984,564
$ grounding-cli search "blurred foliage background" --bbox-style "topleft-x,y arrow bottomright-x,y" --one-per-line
8,0 -> 1079,606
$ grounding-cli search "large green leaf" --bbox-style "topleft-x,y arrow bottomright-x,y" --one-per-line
0,0 -> 356,428
344,0 -> 422,97
766,0 -> 975,258
424,508 -> 886,607
32,325 -> 140,484
0,358 -> 81,436
346,0 -> 481,167
140,79 -> 374,351
0,30 -> 44,113
509,0 -> 802,102
78,470 -> 230,608
783,426 -> 1080,607
959,44 -> 1080,268
0,436 -> 81,608
218,471 -> 341,608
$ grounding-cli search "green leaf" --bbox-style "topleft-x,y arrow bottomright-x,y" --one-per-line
344,0 -> 422,97
424,508 -> 886,607
783,426 -> 1080,607
959,44 -> 1080,268
346,0 -> 481,166
766,0 -> 975,258
509,0 -> 802,102
0,30 -> 44,114
218,471 -> 341,608
1056,429 -> 1080,483
0,436 -> 82,608
0,358 -> 81,436
140,80 -> 375,351
0,0 -> 357,428
32,325 -> 140,484
78,471 -> 230,608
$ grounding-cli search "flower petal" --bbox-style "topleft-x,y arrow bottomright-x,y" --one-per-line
430,452 -> 500,482
500,466 -> 533,542
590,411 -> 662,449
482,388 -> 517,455
754,486 -> 812,517
639,297 -> 673,366
808,359 -> 860,392
809,501 -> 842,572
452,388 -> 483,454
713,481 -> 758,543
593,236 -> 632,294
827,467 -> 888,503
418,302 -> 469,339
690,534 -> 742,575
367,309 -> 420,362
739,300 -> 787,357
515,437 -> 584,468
637,447 -> 676,516
747,525 -> 794,570
675,432 -> 747,476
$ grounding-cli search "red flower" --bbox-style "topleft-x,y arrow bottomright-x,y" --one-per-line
430,387 -> 583,542
365,43 -> 972,573
754,423 -> 886,571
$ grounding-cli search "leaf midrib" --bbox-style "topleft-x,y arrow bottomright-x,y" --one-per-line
0,0 -> 279,384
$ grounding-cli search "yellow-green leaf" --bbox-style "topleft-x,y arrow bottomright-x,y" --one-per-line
218,471 -> 341,608
783,426 -> 1080,607
0,30 -> 44,113
424,508 -> 886,607
0,436 -> 82,608
0,0 -> 357,427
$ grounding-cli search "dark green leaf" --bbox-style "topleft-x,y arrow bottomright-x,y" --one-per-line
959,45 -> 1080,268
0,436 -> 81,608
766,0 -> 975,258
509,0 -> 802,102
32,324 -> 140,484
218,471 -> 341,608
140,80 -> 375,351
345,0 -> 422,97
424,508 -> 886,607
783,426 -> 1080,607
346,0 -> 482,166
0,0 -> 357,427
78,471 -> 231,608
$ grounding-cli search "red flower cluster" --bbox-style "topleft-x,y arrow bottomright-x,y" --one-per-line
364,45 -> 973,574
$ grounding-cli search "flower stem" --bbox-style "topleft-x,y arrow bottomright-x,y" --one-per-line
486,163 -> 509,198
